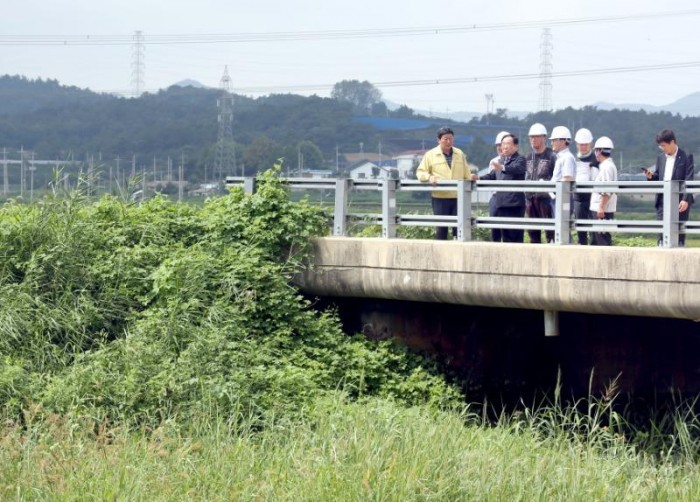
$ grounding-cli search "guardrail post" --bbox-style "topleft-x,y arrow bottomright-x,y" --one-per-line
456,180 -> 472,242
381,179 -> 398,238
661,180 -> 681,248
554,180 -> 572,245
243,177 -> 256,195
333,178 -> 352,236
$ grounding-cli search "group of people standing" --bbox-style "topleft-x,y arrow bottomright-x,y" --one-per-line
416,125 -> 694,246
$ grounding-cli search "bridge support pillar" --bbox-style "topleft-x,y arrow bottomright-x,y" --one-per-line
544,310 -> 559,337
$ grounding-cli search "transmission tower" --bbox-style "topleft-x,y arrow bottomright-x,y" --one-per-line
215,65 -> 234,179
131,30 -> 145,97
538,28 -> 553,112
485,93 -> 494,124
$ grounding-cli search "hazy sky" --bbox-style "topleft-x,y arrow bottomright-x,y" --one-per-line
4,0 -> 700,115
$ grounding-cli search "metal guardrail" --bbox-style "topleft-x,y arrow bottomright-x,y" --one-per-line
225,176 -> 699,248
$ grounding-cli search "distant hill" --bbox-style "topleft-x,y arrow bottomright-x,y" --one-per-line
0,74 -> 112,116
3,73 -> 700,180
172,79 -> 209,89
593,92 -> 700,116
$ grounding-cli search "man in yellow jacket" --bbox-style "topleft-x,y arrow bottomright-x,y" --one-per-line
416,126 -> 473,240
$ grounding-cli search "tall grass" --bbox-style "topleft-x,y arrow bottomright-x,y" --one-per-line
3,393 -> 700,500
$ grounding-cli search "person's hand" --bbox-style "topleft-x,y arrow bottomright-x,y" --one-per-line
470,173 -> 479,181
428,175 -> 438,186
597,207 -> 605,219
644,169 -> 653,180
680,200 -> 689,212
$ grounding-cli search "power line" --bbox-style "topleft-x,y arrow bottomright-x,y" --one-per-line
2,10 -> 700,46
225,60 -> 700,94
93,59 -> 700,97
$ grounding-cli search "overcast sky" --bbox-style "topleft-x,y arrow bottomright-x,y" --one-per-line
4,0 -> 700,115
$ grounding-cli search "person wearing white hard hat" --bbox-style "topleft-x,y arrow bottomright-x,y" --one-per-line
524,123 -> 558,243
550,126 -> 577,183
574,128 -> 599,245
644,129 -> 694,246
486,130 -> 510,242
589,136 -> 617,246
475,134 -> 527,242
548,126 -> 578,243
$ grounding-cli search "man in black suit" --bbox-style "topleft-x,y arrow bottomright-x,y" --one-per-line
644,129 -> 694,246
474,134 -> 527,242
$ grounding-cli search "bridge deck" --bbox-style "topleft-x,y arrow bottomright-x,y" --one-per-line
295,237 -> 700,321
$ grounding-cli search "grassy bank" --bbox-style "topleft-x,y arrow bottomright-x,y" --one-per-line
3,394 -> 700,500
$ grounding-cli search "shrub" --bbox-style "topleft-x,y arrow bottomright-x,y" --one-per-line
0,167 -> 461,427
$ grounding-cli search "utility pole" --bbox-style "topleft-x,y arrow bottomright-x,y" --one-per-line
20,146 -> 25,197
2,147 -> 7,196
115,156 -> 121,189
29,151 -> 35,202
178,153 -> 184,202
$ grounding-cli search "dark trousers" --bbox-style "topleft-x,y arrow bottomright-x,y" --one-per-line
574,195 -> 592,245
432,197 -> 457,240
590,211 -> 614,246
526,197 -> 554,243
489,196 -> 502,243
493,206 -> 525,242
656,205 -> 691,246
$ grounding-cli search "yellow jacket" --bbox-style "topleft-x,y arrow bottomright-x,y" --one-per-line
416,145 -> 471,198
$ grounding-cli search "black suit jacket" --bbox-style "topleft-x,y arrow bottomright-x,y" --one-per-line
651,147 -> 694,208
481,151 -> 526,208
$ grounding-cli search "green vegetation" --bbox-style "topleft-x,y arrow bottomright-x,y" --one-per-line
0,167 -> 459,428
3,167 -> 700,498
4,393 -> 700,500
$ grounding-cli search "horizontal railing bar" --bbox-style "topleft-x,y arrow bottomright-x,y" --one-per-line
223,176 -> 695,247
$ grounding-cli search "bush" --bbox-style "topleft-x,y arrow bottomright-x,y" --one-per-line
0,167 -> 461,427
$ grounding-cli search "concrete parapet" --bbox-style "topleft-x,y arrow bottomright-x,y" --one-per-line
295,237 -> 700,320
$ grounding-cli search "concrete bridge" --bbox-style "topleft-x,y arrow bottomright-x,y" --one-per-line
226,175 -> 700,397
295,237 -> 700,398
295,237 -> 700,323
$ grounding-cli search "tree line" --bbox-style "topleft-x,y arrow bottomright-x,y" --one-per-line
1,75 -> 700,184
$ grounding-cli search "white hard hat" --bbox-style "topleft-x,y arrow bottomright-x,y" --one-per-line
574,128 -> 593,144
528,123 -> 547,136
549,126 -> 572,140
594,136 -> 614,149
494,131 -> 510,145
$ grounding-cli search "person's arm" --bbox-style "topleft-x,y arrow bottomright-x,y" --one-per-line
480,169 -> 496,181
416,155 -> 432,183
647,156 -> 660,180
505,156 -> 527,177
681,153 -> 694,209
562,156 -> 576,181
461,151 -> 472,180
597,194 -> 610,219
